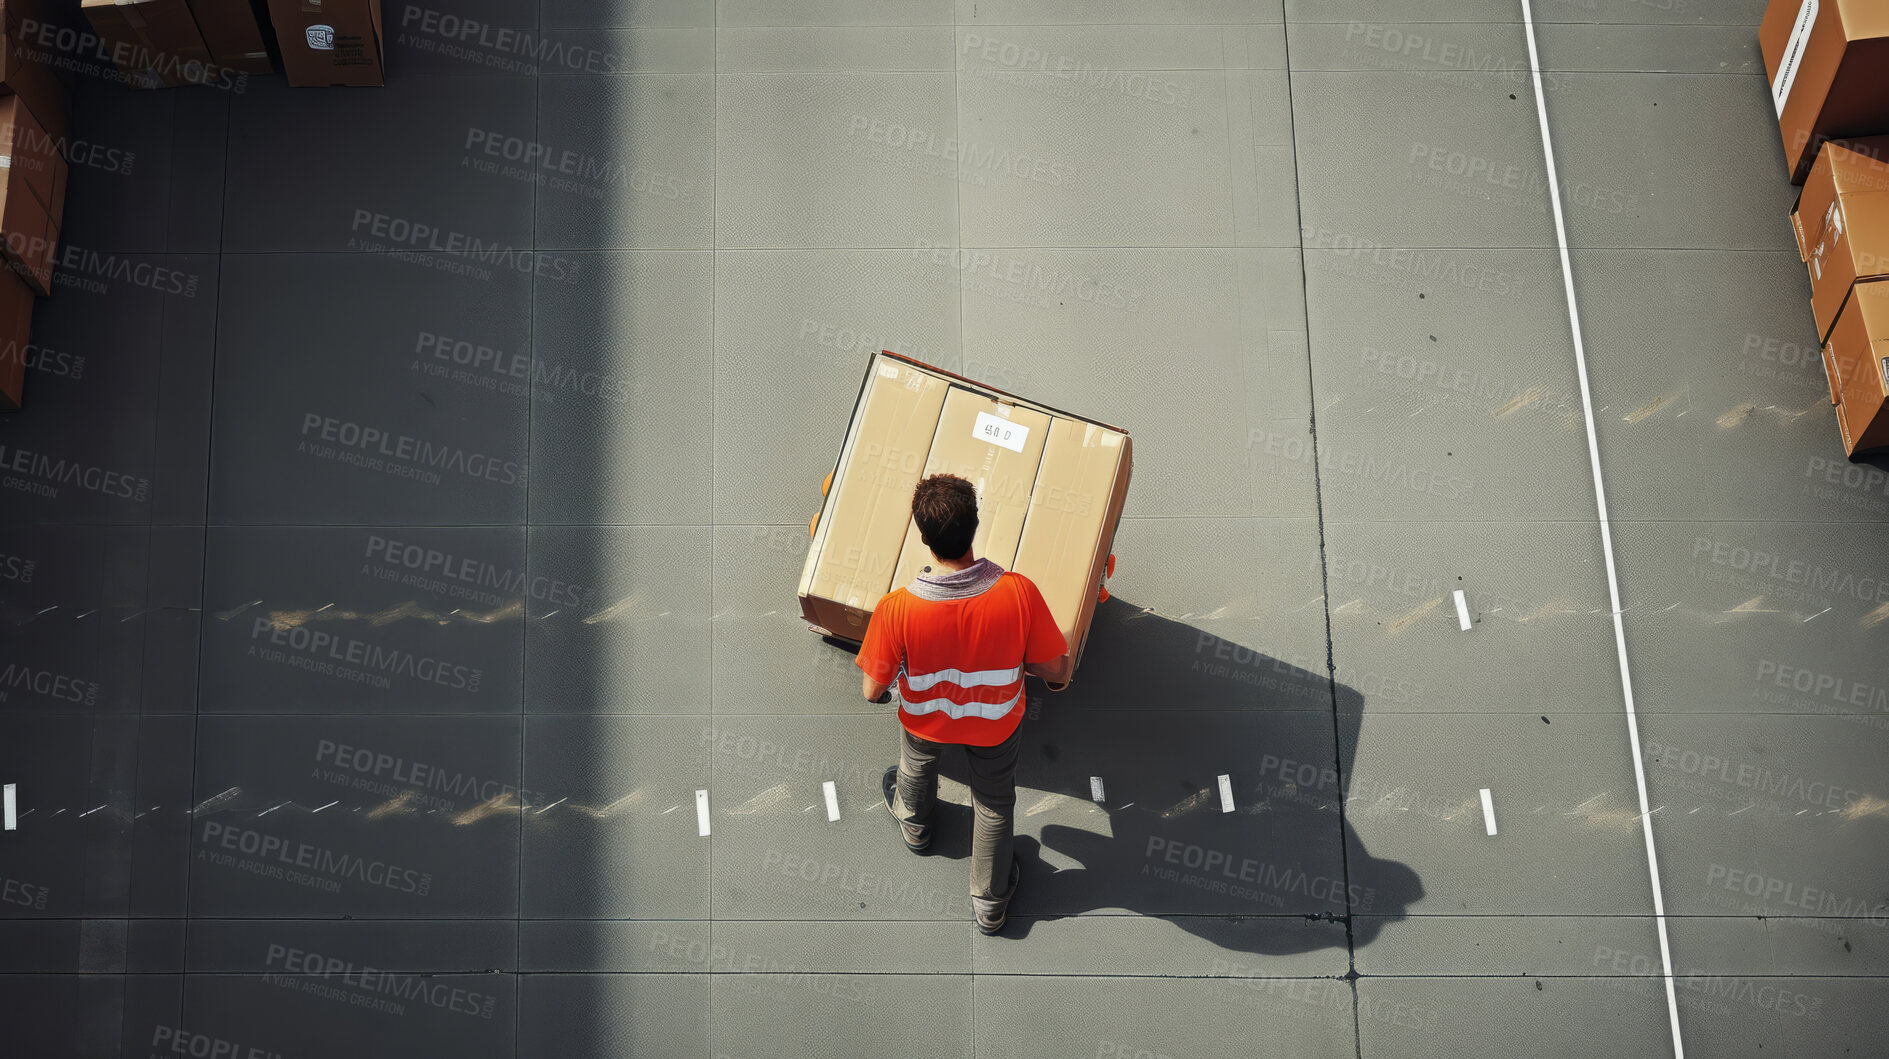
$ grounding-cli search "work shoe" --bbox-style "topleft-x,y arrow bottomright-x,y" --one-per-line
975,857 -> 1023,936
881,766 -> 931,854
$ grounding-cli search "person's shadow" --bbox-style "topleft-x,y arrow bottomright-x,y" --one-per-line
858,593 -> 1422,956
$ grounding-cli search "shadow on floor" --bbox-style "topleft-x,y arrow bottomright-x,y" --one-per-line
843,593 -> 1422,957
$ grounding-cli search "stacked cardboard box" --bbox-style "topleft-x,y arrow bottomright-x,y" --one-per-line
80,0 -> 219,88
80,0 -> 280,87
1792,140 -> 1889,456
0,0 -> 64,411
1821,279 -> 1889,454
799,352 -> 1132,686
1760,0 -> 1889,185
266,0 -> 383,86
1764,0 -> 1889,455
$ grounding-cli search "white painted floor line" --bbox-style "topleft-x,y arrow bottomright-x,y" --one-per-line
1452,589 -> 1472,631
1479,788 -> 1498,836
1521,3 -> 1684,1055
3,783 -> 14,831
1217,774 -> 1235,813
695,789 -> 711,837
822,780 -> 841,822
1090,776 -> 1106,803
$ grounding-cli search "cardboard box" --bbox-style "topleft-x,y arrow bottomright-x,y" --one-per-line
267,0 -> 383,87
0,94 -> 63,294
186,0 -> 273,74
0,21 -> 69,144
886,390 -> 1052,591
799,358 -> 951,640
0,263 -> 31,410
1761,0 -> 1889,185
1796,138 -> 1889,340
799,352 -> 1132,685
80,0 -> 220,88
1823,277 -> 1889,455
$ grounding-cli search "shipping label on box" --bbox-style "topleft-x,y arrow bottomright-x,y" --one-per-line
267,0 -> 384,86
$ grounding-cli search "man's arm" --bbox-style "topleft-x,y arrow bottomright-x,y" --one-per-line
862,672 -> 892,703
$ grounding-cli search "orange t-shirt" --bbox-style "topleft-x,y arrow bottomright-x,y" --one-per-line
857,570 -> 1068,746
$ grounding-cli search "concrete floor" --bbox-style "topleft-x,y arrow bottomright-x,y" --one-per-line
4,0 -> 1888,1056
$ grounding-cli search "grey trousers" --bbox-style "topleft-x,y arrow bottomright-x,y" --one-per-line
892,724 -> 1022,906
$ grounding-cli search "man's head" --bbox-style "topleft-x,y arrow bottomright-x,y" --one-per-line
912,474 -> 979,561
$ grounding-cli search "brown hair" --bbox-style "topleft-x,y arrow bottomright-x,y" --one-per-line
911,474 -> 978,561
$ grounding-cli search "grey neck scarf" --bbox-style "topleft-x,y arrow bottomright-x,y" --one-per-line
908,557 -> 1005,601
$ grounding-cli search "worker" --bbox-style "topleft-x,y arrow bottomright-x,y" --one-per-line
856,473 -> 1068,935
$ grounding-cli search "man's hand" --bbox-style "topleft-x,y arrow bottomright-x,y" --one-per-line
1024,659 -> 1068,687
862,673 -> 893,704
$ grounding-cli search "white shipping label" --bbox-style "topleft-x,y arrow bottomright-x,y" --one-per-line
1772,0 -> 1818,118
3,783 -> 14,831
972,410 -> 1029,453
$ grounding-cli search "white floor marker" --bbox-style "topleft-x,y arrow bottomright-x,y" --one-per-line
1479,788 -> 1497,836
822,780 -> 841,822
3,784 -> 14,831
695,789 -> 711,836
1521,1 -> 1683,1052
1217,774 -> 1235,813
1453,589 -> 1472,631
1090,776 -> 1106,802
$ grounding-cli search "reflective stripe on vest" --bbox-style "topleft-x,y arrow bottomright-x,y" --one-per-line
902,665 -> 1022,692
899,687 -> 1022,721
